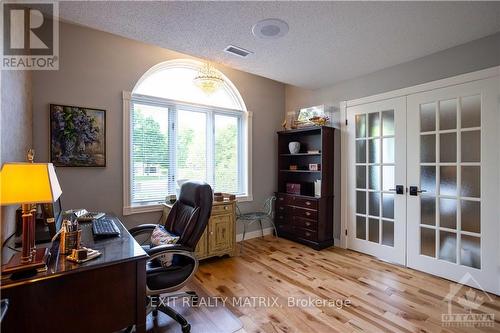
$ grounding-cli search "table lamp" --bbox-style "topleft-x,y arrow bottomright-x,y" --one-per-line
0,152 -> 62,275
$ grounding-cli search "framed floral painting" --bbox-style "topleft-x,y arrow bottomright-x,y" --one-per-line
50,104 -> 106,167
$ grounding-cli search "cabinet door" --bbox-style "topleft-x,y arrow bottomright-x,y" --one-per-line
194,229 -> 208,259
208,214 -> 233,253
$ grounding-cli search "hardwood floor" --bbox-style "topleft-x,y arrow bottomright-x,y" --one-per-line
193,236 -> 500,333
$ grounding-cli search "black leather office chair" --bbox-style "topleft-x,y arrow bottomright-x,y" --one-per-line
129,181 -> 213,333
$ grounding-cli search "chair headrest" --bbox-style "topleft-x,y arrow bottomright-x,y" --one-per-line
179,181 -> 213,207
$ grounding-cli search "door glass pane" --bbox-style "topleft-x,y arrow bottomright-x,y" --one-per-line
368,218 -> 379,243
460,235 -> 480,269
382,137 -> 394,163
420,166 -> 436,193
461,95 -> 480,128
461,200 -> 480,233
355,114 -> 366,138
382,166 -> 394,192
368,113 -> 380,137
461,130 -> 480,162
369,192 -> 380,216
356,216 -> 366,240
382,110 -> 394,136
420,135 -> 436,162
420,102 -> 436,132
356,140 -> 366,163
421,227 -> 436,257
440,166 -> 456,196
356,166 -> 366,189
356,191 -> 366,214
421,196 -> 436,226
368,166 -> 380,190
440,133 -> 456,163
177,110 -> 207,181
461,166 -> 480,198
439,231 -> 457,263
439,99 -> 457,130
368,138 -> 380,163
382,220 -> 394,246
440,198 -> 457,229
382,193 -> 394,219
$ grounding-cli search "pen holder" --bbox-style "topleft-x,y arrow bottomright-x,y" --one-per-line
60,229 -> 81,255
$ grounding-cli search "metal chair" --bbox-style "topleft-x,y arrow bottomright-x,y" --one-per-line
236,196 -> 277,246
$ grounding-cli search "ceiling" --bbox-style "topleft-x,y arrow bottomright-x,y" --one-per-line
58,1 -> 500,89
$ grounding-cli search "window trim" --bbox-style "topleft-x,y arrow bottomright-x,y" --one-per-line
123,91 -> 253,215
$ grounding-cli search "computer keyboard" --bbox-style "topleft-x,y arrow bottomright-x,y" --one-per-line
92,218 -> 120,238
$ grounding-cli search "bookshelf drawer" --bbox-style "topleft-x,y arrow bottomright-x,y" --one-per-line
290,196 -> 318,210
292,207 -> 318,220
292,216 -> 317,230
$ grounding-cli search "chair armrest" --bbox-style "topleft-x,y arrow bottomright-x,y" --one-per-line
128,224 -> 157,237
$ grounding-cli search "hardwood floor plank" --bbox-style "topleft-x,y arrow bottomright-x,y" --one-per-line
193,236 -> 499,333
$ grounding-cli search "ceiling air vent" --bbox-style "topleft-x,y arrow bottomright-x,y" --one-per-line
224,45 -> 253,58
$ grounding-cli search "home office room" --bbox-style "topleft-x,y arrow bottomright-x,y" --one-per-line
1,2 -> 500,333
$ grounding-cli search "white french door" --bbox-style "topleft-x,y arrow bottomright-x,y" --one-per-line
407,77 -> 500,294
347,75 -> 500,294
347,97 -> 407,265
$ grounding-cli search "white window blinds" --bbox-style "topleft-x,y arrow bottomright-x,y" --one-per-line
130,97 -> 245,207
131,103 -> 170,205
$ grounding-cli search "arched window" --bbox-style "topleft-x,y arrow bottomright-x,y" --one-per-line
123,59 -> 252,214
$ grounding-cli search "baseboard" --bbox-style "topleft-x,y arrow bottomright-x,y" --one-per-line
236,227 -> 274,242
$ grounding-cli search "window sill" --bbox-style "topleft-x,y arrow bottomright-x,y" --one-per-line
124,194 -> 253,215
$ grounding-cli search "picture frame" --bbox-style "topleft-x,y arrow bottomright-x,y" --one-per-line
49,104 -> 106,167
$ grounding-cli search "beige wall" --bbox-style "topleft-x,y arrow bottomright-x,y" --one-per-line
0,70 -> 33,248
32,22 -> 285,232
286,32 -> 500,112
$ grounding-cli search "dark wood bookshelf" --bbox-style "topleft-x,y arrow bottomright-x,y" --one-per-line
275,126 -> 336,250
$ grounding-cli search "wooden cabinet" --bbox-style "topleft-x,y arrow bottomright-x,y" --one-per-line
276,126 -> 337,250
162,201 -> 236,260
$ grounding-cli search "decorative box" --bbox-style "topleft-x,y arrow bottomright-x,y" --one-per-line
286,183 -> 301,195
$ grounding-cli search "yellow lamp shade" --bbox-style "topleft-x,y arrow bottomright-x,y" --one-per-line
0,163 -> 62,205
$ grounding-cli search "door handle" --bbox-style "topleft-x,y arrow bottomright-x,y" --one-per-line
389,185 -> 405,195
409,186 -> 427,196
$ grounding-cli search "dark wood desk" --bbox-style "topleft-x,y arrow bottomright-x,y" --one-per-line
1,214 -> 148,333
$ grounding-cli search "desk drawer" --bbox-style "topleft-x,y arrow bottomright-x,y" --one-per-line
212,204 -> 232,215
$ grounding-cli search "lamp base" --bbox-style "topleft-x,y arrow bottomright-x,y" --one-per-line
1,248 -> 50,275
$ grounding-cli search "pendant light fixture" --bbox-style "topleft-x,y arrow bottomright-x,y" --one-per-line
193,62 -> 224,95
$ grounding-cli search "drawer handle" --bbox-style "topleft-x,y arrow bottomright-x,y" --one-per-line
305,222 -> 311,227
278,215 -> 284,219
305,232 -> 311,236
279,197 -> 284,201
305,201 -> 311,206
224,206 -> 228,210
305,211 -> 311,216
279,206 -> 284,211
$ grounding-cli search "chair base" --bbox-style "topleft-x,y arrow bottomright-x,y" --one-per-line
149,291 -> 198,333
